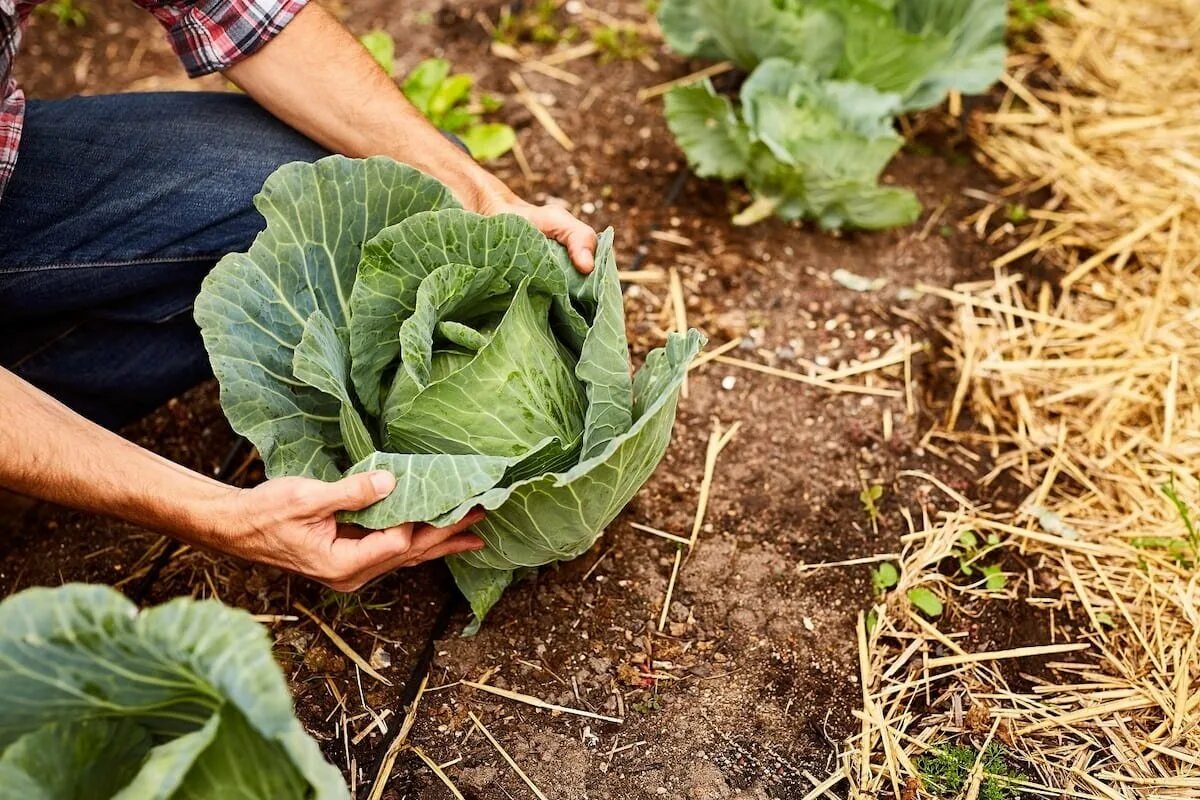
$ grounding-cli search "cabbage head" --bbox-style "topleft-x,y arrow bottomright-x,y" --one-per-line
195,156 -> 703,629
0,584 -> 348,799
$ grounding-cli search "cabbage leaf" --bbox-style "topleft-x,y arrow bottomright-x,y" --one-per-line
196,156 -> 703,629
658,0 -> 1005,111
0,584 -> 347,800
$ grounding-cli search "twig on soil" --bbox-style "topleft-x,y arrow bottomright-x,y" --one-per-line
352,709 -> 393,745
688,419 -> 742,550
636,61 -> 734,102
294,602 -> 393,686
539,41 -> 599,66
468,711 -> 550,800
618,268 -> 667,284
795,553 -> 900,572
713,355 -> 902,397
412,746 -> 467,800
510,136 -> 538,184
509,71 -> 574,151
581,544 -> 616,581
630,522 -> 690,546
687,339 -> 740,371
462,680 -> 623,724
367,672 -> 428,800
657,546 -> 684,632
650,229 -> 694,247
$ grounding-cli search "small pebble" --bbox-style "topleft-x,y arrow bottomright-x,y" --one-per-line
581,201 -> 596,214
721,376 -> 737,390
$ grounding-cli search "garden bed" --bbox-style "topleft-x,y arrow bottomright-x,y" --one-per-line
2,2 -> 1060,798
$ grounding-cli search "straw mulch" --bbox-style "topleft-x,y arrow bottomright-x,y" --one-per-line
842,2 -> 1200,797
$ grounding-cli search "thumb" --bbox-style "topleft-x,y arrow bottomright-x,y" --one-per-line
309,471 -> 395,515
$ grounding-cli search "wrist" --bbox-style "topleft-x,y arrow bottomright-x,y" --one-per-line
177,483 -> 248,552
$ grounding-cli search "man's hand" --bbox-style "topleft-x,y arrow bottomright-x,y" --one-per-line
223,3 -> 597,273
214,471 -> 485,591
481,197 -> 597,273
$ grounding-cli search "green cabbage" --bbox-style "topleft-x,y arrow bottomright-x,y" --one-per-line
0,584 -> 348,799
665,59 -> 921,229
658,0 -> 1006,111
195,156 -> 703,629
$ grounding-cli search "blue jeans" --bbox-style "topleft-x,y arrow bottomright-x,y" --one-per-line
0,92 -> 329,428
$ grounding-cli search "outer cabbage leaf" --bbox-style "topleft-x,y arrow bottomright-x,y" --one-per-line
0,584 -> 347,800
657,0 -> 843,73
829,0 -> 1005,110
666,60 -> 919,230
197,157 -> 702,630
657,0 -> 1004,110
194,156 -> 460,481
663,82 -> 751,181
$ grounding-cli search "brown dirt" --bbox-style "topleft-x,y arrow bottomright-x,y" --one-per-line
3,2 -> 1038,798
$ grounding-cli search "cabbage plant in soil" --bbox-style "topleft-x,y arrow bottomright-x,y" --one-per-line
195,156 -> 703,630
0,584 -> 348,799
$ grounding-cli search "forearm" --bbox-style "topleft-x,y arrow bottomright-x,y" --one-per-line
223,3 -> 516,210
0,369 -> 231,543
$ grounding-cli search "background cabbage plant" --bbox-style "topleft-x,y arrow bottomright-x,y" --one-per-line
666,59 -> 920,228
658,0 -> 1007,112
0,584 -> 347,800
195,156 -> 702,630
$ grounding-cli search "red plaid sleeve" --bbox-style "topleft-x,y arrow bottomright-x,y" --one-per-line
133,0 -> 309,77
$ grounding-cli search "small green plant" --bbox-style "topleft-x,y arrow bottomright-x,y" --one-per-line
907,587 -> 943,618
871,561 -> 899,595
313,589 -> 395,618
35,0 -> 87,27
359,29 -> 396,75
591,24 -> 649,63
1009,0 -> 1059,34
401,58 -> 517,161
859,483 -> 883,527
952,530 -> 1007,591
358,33 -> 517,163
918,742 -> 1023,800
495,0 -> 579,46
1133,475 -> 1200,567
1005,203 -> 1029,223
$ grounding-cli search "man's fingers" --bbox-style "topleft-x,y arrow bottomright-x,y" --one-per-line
402,508 -> 485,557
326,525 -> 413,588
413,533 -> 486,563
539,207 -> 596,274
307,470 -> 395,515
559,218 -> 597,274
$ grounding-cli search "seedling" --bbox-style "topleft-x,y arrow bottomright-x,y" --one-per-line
591,24 -> 649,63
1009,0 -> 1059,34
907,587 -> 943,618
313,589 -> 396,619
918,742 -> 1023,800
35,0 -> 86,27
1133,475 -> 1200,568
871,561 -> 899,595
358,33 -> 517,163
859,482 -> 883,529
494,0 -> 579,47
359,29 -> 396,76
401,58 -> 517,161
952,530 -> 1007,591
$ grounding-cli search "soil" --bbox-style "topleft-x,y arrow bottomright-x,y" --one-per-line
3,2 -> 1050,798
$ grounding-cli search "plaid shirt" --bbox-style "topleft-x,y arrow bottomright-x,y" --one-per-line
0,0 -> 307,200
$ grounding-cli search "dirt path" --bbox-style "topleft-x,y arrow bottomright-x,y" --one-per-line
3,2 -> 1030,798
